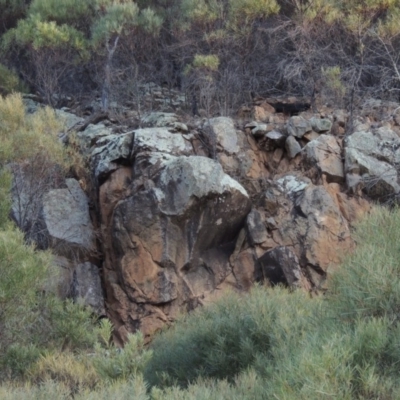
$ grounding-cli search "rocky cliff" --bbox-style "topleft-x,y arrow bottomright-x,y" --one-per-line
15,92 -> 400,342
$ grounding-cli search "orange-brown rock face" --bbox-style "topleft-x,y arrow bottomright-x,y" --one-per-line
100,129 -> 252,341
94,108 -> 376,341
14,96 -> 392,343
82,102 -> 388,341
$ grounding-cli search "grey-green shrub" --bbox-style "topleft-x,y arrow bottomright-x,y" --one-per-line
0,64 -> 26,95
145,287 -> 319,388
328,206 -> 400,321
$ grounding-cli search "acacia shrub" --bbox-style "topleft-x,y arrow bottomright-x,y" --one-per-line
328,206 -> 400,322
145,287 -> 318,388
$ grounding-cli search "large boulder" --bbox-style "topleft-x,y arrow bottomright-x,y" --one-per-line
51,110 -> 372,342
287,116 -> 312,138
41,179 -> 95,258
91,132 -> 134,181
345,129 -> 400,198
303,135 -> 344,182
102,155 -> 251,340
204,117 -> 240,154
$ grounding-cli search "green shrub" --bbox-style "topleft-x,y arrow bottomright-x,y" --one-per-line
28,352 -> 99,393
93,320 -> 152,382
328,206 -> 400,321
0,93 -> 68,167
79,376 -> 149,400
145,287 -> 318,388
152,369 -> 266,400
0,380 -> 72,400
0,64 -> 26,95
0,226 -> 100,377
1,345 -> 42,381
0,227 -> 51,321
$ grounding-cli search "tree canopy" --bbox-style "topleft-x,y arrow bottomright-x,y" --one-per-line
2,0 -> 400,111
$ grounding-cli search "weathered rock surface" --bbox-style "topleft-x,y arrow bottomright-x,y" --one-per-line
265,130 -> 286,144
345,129 -> 400,198
246,209 -> 269,245
133,127 -> 193,156
258,247 -> 302,287
141,112 -> 179,127
310,117 -> 332,133
72,262 -> 105,315
77,123 -> 114,150
263,176 -> 355,279
253,103 -> 275,122
91,131 -> 134,180
22,95 -> 393,340
102,155 -> 251,340
52,257 -> 105,315
303,135 -> 344,182
41,178 -> 95,258
287,116 -> 312,138
205,117 -> 239,154
285,135 -> 302,158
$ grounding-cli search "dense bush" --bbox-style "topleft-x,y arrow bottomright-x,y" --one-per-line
145,287 -> 317,388
2,0 -> 400,113
0,64 -> 27,95
0,93 -> 66,166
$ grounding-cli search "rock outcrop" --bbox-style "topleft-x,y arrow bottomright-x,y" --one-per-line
21,92 -> 400,342
100,136 -> 252,340
87,106 -> 372,340
10,161 -> 104,314
345,127 -> 400,199
41,179 -> 95,257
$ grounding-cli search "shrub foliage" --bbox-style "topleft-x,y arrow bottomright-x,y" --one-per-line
2,0 -> 400,112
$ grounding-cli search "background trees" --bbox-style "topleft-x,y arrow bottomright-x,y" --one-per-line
2,0 -> 400,113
